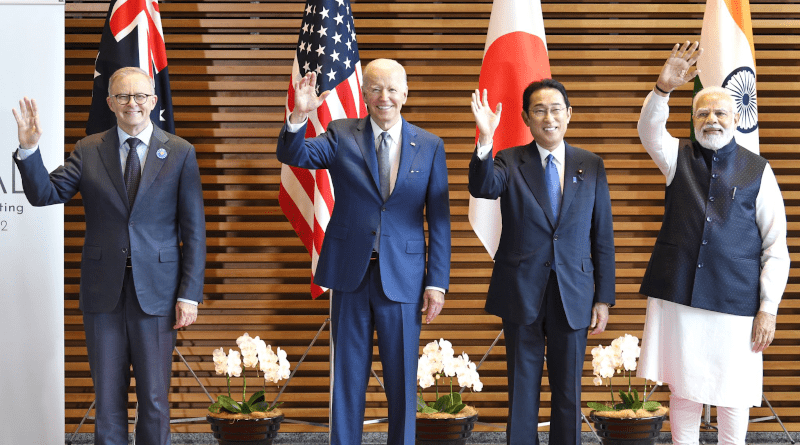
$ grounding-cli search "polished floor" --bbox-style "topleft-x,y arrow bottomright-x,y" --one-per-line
65,432 -> 799,444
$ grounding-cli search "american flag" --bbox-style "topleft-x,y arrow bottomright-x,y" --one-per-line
280,0 -> 367,299
87,0 -> 174,135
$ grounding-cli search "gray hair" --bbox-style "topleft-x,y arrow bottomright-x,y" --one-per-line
107,67 -> 156,97
692,86 -> 735,113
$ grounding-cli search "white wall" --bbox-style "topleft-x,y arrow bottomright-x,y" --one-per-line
0,1 -> 65,443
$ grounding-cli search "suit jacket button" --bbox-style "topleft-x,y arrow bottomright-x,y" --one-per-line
122,248 -> 127,254
553,235 -> 559,241
544,261 -> 551,267
371,231 -> 376,235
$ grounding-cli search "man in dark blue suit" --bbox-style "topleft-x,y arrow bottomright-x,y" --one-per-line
277,59 -> 451,445
468,80 -> 615,445
13,67 -> 206,445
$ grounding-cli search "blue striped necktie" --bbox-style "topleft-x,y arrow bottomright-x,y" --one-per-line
545,154 -> 561,221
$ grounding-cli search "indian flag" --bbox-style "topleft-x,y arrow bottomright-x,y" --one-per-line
469,0 -> 552,257
695,0 -> 759,154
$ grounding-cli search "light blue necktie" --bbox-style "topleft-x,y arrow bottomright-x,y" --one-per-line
374,132 -> 392,252
545,154 -> 561,221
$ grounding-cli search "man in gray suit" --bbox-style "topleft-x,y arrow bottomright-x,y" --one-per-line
12,67 -> 206,445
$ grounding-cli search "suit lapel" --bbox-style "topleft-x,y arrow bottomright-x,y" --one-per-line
560,143 -> 583,221
519,142 -> 557,228
134,125 -> 170,205
355,117 -> 381,193
97,128 -> 129,209
392,118 -> 420,197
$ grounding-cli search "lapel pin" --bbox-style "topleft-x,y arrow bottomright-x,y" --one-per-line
410,142 -> 416,146
576,169 -> 584,181
156,148 -> 167,159
573,177 -> 577,183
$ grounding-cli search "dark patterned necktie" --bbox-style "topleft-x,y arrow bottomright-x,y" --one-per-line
124,137 -> 142,207
545,154 -> 561,221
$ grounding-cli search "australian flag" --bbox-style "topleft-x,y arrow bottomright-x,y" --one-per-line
86,0 -> 174,136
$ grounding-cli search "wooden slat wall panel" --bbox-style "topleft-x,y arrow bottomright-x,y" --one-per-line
62,0 -> 800,433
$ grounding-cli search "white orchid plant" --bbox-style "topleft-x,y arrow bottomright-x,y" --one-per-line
588,334 -> 662,413
208,333 -> 291,415
417,339 -> 483,415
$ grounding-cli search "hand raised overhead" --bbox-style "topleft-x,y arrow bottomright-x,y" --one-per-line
656,41 -> 703,95
12,97 -> 42,150
289,72 -> 331,124
470,89 -> 502,147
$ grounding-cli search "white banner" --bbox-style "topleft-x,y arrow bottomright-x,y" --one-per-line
0,3 -> 65,443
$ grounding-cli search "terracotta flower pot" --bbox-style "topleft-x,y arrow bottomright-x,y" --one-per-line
206,414 -> 284,445
415,414 -> 478,445
589,411 -> 666,445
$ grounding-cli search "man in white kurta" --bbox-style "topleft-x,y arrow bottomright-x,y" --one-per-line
635,42 -> 790,445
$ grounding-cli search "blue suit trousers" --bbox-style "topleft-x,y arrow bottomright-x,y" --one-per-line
330,259 -> 422,445
83,269 -> 177,445
503,271 -> 588,445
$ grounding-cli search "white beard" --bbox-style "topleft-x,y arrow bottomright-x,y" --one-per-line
696,125 -> 734,151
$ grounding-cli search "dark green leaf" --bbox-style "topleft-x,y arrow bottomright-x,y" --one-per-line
417,394 -> 427,412
449,393 -> 462,407
643,401 -> 662,411
631,401 -> 643,411
219,395 -> 241,413
251,401 -> 271,412
631,389 -> 640,404
240,402 -> 252,414
434,395 -> 451,411
614,403 -> 627,410
208,402 -> 222,414
447,403 -> 466,414
587,402 -> 615,412
619,391 -> 632,407
247,390 -> 266,406
421,406 -> 439,414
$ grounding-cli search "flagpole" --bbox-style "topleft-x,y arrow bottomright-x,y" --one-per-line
329,290 -> 334,443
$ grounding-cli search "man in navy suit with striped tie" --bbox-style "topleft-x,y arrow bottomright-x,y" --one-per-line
468,79 -> 615,445
277,59 -> 451,445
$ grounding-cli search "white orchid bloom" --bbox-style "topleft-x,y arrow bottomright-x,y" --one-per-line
227,349 -> 242,377
419,374 -> 435,389
423,341 -> 439,355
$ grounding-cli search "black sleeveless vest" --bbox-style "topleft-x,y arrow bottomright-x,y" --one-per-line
639,138 -> 767,316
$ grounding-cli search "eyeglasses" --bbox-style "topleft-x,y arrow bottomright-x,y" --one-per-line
693,109 -> 732,120
529,107 -> 565,118
111,93 -> 153,105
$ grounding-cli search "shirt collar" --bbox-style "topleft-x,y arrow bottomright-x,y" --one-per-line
536,140 -> 566,166
369,117 -> 402,145
117,121 -> 154,149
